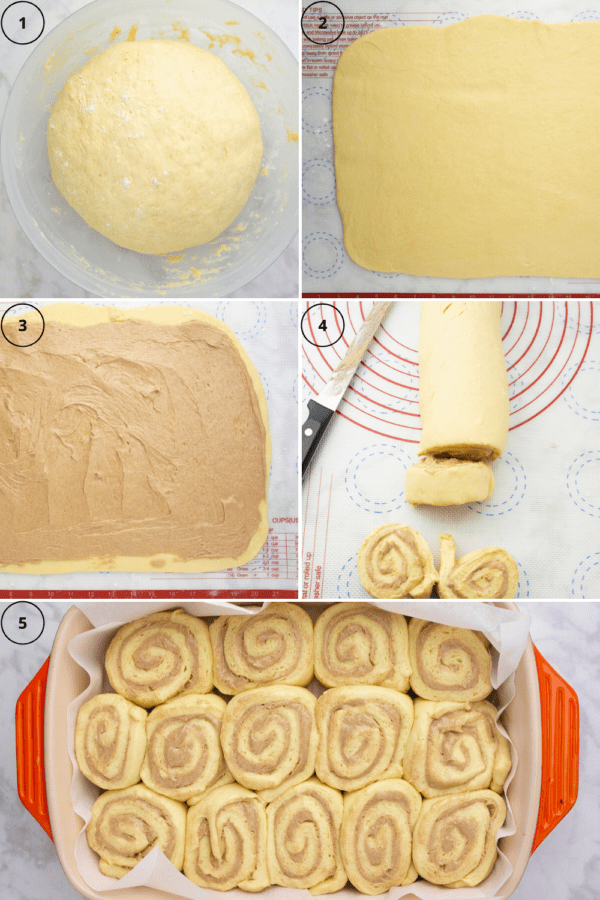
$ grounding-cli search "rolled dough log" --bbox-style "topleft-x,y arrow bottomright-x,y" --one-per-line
333,15 -> 600,277
47,40 -> 262,254
406,456 -> 494,506
418,302 -> 509,461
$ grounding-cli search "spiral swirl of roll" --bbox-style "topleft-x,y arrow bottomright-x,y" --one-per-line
266,777 -> 346,894
408,619 -> 492,702
210,602 -> 313,695
220,685 -> 318,802
140,694 -> 232,803
438,533 -> 519,599
340,779 -> 422,894
184,784 -> 269,892
86,783 -> 187,878
403,699 -> 512,798
105,609 -> 212,708
314,603 -> 411,692
357,524 -> 437,599
75,693 -> 147,790
412,790 -> 507,887
315,686 -> 414,792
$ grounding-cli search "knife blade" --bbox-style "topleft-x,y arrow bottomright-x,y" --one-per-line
302,301 -> 392,477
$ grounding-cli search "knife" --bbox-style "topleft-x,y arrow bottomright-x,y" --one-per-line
302,301 -> 392,477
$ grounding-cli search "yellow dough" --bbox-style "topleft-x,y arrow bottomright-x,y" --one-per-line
406,456 -> 494,506
0,304 -> 270,574
333,15 -> 600,277
418,302 -> 509,461
47,40 -> 262,254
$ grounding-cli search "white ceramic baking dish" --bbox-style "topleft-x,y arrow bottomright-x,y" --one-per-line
16,603 -> 579,899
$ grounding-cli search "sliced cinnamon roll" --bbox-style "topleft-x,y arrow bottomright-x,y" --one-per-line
75,693 -> 147,790
315,686 -> 414,792
140,693 -> 232,803
341,779 -> 422,894
105,609 -> 212,708
412,790 -> 506,887
357,524 -> 437,599
86,783 -> 187,878
210,602 -> 313,695
266,777 -> 346,894
403,699 -> 511,798
220,684 -> 318,802
408,618 -> 492,702
314,603 -> 411,691
438,533 -> 519,599
184,784 -> 269,892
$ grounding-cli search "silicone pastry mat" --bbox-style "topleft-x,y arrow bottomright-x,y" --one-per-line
302,300 -> 600,599
0,300 -> 298,595
302,0 -> 600,295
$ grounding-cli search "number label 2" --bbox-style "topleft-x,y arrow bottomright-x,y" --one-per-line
318,16 -> 327,30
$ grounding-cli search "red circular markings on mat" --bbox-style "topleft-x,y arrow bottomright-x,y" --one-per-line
302,300 -> 594,443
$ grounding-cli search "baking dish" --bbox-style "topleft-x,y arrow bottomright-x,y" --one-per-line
16,604 -> 579,899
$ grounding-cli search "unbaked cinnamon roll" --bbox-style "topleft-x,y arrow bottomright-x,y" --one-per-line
184,784 -> 269,892
438,533 -> 519,599
357,524 -> 437,599
315,686 -> 414,792
75,693 -> 147,790
341,779 -> 422,894
220,685 -> 318,802
105,609 -> 212,708
140,693 -> 232,803
403,699 -> 511,798
412,790 -> 506,887
314,603 -> 411,691
408,619 -> 492,702
87,783 -> 187,878
266,777 -> 346,894
210,602 -> 313,695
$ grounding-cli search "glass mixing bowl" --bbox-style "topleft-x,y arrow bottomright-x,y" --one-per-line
1,0 -> 298,297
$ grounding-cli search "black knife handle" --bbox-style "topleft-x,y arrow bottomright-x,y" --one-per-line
302,399 -> 335,478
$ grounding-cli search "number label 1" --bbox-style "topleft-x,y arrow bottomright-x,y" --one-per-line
20,17 -> 26,29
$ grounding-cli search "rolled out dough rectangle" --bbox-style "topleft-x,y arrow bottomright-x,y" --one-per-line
333,15 -> 600,277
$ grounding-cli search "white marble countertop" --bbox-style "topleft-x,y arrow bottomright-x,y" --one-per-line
0,0 -> 299,298
0,601 -> 597,900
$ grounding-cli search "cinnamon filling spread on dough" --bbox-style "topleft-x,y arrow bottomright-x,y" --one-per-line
0,318 -> 266,565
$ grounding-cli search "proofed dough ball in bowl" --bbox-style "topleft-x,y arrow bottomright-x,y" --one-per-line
47,40 -> 263,255
1,0 -> 298,297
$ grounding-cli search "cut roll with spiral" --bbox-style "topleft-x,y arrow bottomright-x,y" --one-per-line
210,602 -> 313,695
403,699 -> 512,798
75,693 -> 147,790
315,686 -> 414,792
357,524 -> 437,599
438,533 -> 519,599
412,790 -> 507,887
341,779 -> 422,894
105,609 -> 212,708
220,684 -> 318,802
140,693 -> 232,804
86,783 -> 187,878
184,783 -> 269,892
266,777 -> 346,894
314,603 -> 411,692
409,619 -> 492,702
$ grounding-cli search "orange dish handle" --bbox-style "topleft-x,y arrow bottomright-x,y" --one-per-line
16,655 -> 53,841
531,643 -> 579,854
